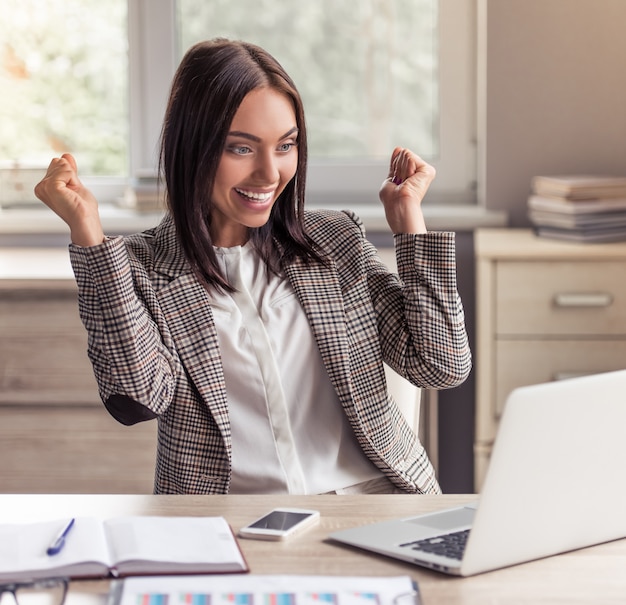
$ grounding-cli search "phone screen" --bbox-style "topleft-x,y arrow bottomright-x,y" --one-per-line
248,510 -> 312,531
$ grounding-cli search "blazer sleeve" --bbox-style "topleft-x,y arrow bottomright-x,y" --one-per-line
363,222 -> 472,389
69,236 -> 179,425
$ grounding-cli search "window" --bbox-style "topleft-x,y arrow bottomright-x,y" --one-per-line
0,0 -> 128,175
2,0 -> 475,206
178,0 -> 438,162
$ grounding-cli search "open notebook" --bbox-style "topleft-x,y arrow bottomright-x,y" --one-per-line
330,370 -> 626,576
0,516 -> 248,582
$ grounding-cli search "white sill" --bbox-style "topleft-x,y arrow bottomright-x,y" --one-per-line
0,205 -> 164,236
0,203 -> 507,240
333,203 -> 508,233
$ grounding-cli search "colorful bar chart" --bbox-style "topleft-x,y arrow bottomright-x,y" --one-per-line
305,594 -> 338,605
224,593 -> 254,605
263,594 -> 296,605
138,594 -> 169,605
353,594 -> 380,605
181,593 -> 211,605
263,592 -> 296,605
135,589 -> 386,605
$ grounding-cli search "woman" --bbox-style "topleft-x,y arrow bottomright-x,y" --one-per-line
34,38 -> 471,495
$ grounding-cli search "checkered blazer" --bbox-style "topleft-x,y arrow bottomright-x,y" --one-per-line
69,209 -> 471,495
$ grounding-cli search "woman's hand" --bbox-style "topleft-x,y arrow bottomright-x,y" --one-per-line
34,153 -> 105,247
379,147 -> 436,234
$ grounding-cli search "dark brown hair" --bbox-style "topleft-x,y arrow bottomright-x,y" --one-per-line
159,38 -> 323,291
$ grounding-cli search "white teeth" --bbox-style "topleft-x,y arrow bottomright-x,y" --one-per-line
235,188 -> 273,202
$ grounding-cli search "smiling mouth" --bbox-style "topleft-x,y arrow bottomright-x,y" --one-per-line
235,188 -> 274,203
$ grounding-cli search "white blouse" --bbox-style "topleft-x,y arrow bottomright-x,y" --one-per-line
210,243 -> 382,494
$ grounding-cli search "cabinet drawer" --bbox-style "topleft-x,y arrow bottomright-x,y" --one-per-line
0,335 -> 99,405
0,287 -> 99,405
0,407 -> 157,493
496,261 -> 626,335
0,288 -> 81,336
494,339 -> 626,417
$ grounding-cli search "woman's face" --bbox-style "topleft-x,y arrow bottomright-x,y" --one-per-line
210,86 -> 299,247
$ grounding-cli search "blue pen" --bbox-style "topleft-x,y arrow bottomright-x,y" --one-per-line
46,518 -> 76,556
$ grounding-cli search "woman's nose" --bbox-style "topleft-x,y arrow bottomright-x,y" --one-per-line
253,151 -> 280,183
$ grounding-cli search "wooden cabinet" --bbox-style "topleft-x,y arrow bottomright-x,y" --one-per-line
0,248 -> 157,493
475,229 -> 626,490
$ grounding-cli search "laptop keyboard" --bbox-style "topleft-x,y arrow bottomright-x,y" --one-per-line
400,528 -> 470,560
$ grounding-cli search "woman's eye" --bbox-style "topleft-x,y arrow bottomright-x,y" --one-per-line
278,142 -> 296,152
230,145 -> 251,155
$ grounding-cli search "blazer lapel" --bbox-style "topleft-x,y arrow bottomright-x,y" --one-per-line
156,274 -> 231,443
151,216 -> 231,444
283,255 -> 354,401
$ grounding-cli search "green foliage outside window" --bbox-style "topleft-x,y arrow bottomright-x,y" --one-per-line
0,0 -> 128,175
178,0 -> 438,160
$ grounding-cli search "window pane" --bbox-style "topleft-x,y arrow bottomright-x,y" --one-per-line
177,0 -> 438,161
0,0 -> 128,176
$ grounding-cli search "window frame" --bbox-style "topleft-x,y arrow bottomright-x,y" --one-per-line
124,0 -> 476,206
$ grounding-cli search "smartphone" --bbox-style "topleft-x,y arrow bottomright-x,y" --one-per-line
238,508 -> 320,541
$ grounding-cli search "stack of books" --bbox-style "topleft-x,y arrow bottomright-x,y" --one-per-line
528,175 -> 626,243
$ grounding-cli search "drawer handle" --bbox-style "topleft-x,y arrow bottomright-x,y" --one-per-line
553,293 -> 613,308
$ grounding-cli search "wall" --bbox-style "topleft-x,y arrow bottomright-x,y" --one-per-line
479,0 -> 626,227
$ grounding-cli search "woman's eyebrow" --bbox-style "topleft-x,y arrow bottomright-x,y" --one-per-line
227,127 -> 299,142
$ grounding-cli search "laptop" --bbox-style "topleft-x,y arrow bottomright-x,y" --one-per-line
329,369 -> 626,576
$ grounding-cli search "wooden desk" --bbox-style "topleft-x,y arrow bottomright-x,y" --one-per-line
2,494 -> 625,604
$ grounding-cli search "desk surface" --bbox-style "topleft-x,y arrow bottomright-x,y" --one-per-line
2,494 -> 624,605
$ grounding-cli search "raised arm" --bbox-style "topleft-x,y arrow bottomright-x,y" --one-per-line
372,148 -> 471,386
34,153 -> 105,247
378,147 -> 435,235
